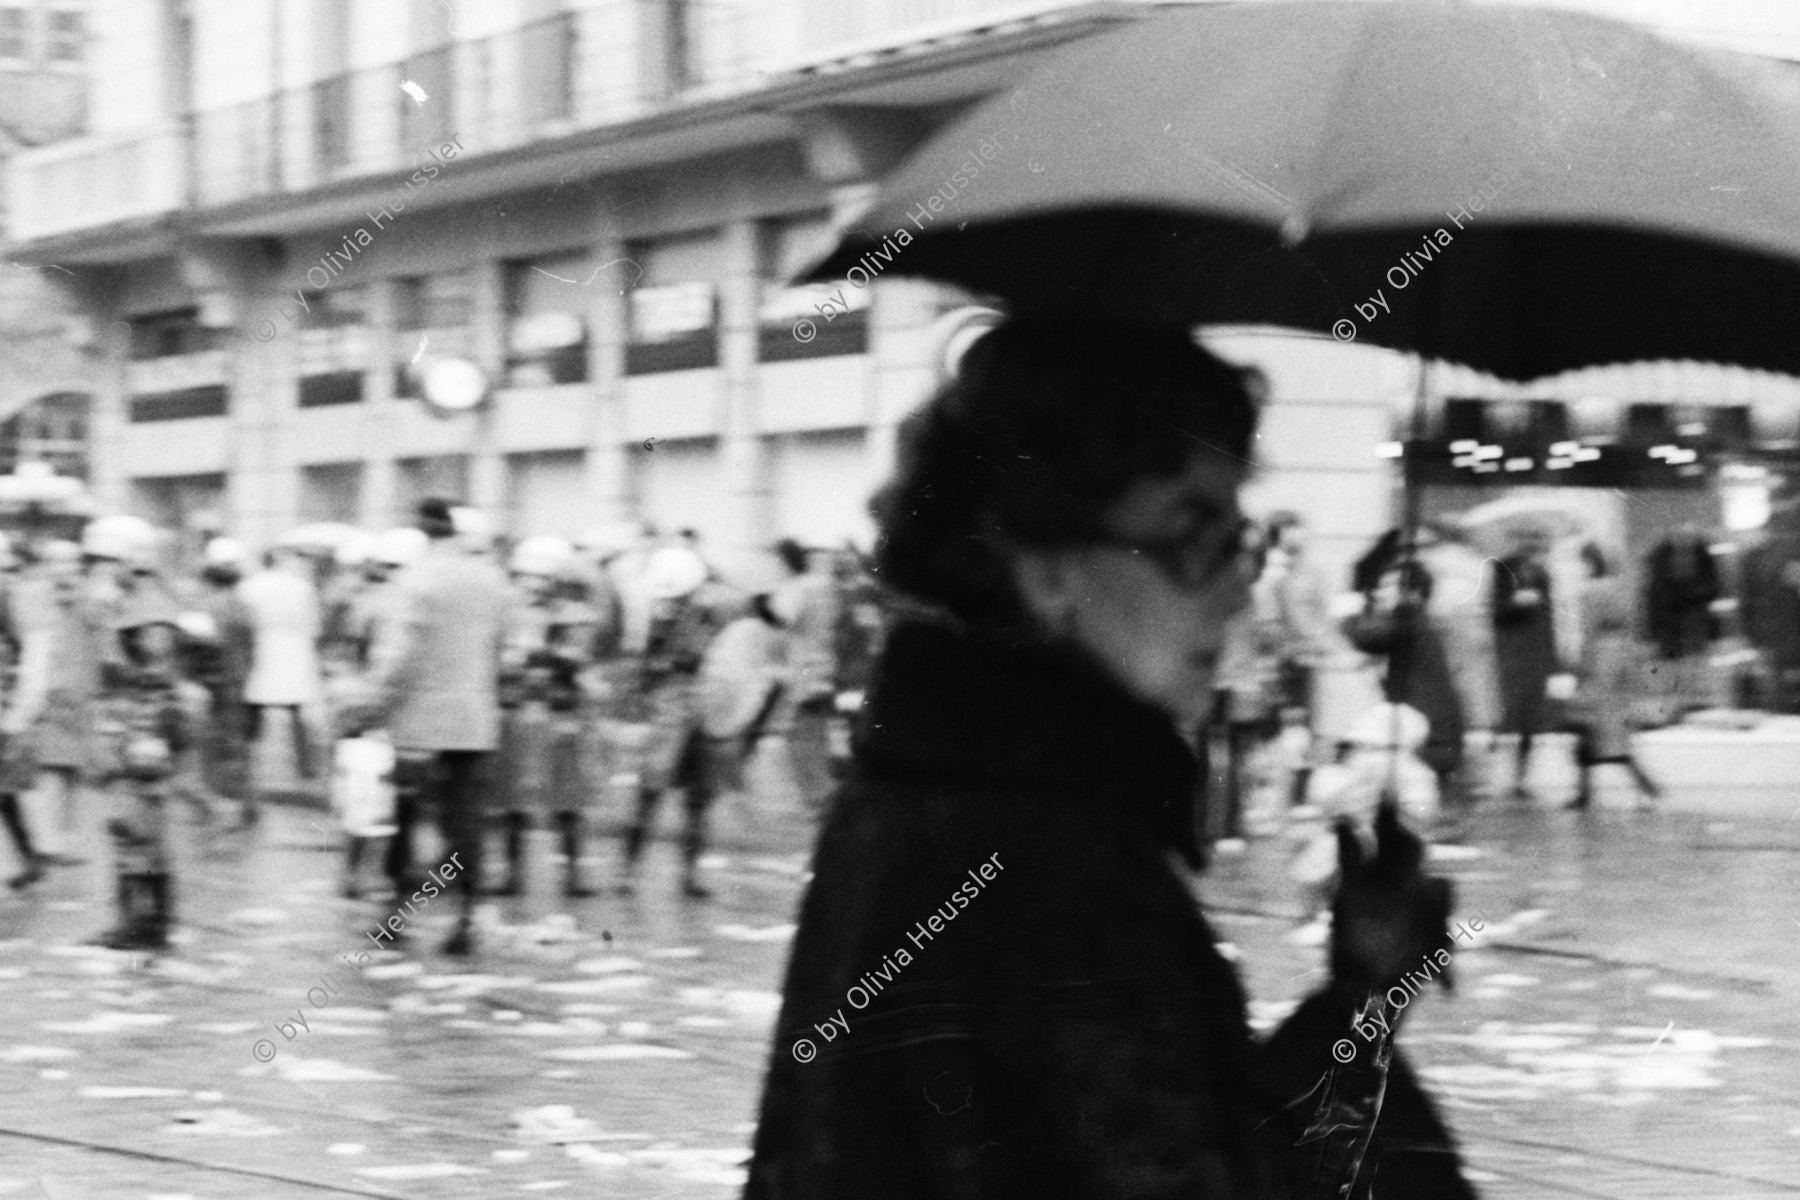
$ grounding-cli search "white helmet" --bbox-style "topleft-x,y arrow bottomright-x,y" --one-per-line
510,535 -> 574,578
82,514 -> 158,563
38,539 -> 81,567
450,505 -> 493,540
202,536 -> 247,569
643,545 -> 709,600
176,610 -> 220,641
335,531 -> 381,568
373,526 -> 428,567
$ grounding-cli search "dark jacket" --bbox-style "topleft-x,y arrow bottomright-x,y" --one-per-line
745,619 -> 1473,1200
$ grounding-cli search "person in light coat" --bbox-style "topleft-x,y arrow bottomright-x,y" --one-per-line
363,498 -> 515,956
237,547 -> 324,793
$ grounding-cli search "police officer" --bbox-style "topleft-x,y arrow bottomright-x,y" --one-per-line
617,545 -> 740,899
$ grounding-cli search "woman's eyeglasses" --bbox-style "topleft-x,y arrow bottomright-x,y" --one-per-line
1081,515 -> 1263,591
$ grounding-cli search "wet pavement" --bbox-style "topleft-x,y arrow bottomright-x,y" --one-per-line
3,755 -> 1799,1198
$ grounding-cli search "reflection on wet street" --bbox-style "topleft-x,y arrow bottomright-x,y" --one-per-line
3,789 -> 1797,1197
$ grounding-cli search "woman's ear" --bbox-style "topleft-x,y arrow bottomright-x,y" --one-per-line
1008,547 -> 1078,633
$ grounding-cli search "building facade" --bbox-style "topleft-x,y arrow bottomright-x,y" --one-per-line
7,0 -> 1575,598
0,0 -> 93,489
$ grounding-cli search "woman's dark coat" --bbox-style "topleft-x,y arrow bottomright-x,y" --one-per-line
1492,554 -> 1559,735
744,620 -> 1474,1199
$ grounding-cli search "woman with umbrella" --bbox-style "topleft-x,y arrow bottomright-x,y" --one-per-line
746,314 -> 1473,1199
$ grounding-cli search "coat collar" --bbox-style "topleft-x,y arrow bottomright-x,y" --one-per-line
855,619 -> 1201,863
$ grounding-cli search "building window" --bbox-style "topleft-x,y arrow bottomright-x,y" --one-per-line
396,454 -> 470,522
128,310 -> 219,360
131,473 -> 225,534
298,371 -> 365,408
757,213 -> 868,362
0,8 -> 28,61
399,42 -> 455,150
46,9 -> 82,63
299,283 -> 367,330
313,75 -> 352,172
130,386 -> 229,423
0,392 -> 90,480
299,462 -> 363,524
504,252 -> 589,386
394,271 -> 472,332
625,231 -> 721,375
519,11 -> 575,125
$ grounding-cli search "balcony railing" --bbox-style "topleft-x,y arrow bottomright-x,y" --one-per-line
6,122 -> 187,241
7,0 -> 1119,244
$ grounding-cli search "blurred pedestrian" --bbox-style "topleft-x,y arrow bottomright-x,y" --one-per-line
4,540 -> 102,877
487,535 -> 603,899
616,544 -> 735,899
364,498 -> 515,956
697,593 -> 789,794
238,547 -> 324,801
1416,520 -> 1499,786
0,535 -> 58,889
1262,510 -> 1334,723
1492,526 -> 1559,795
185,537 -> 253,823
1645,524 -> 1721,711
87,551 -> 190,952
745,314 -> 1471,1199
772,538 -> 837,814
1364,558 -> 1466,808
1568,543 -> 1661,809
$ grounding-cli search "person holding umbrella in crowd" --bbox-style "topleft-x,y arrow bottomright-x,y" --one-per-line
746,315 -> 1471,1198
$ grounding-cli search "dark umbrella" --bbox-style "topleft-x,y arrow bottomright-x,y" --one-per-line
804,0 -> 1800,380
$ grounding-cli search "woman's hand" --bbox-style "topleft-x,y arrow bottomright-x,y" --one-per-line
1329,802 -> 1455,1008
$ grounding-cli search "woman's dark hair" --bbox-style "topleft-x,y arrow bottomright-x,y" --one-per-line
869,312 -> 1260,635
1580,541 -> 1611,578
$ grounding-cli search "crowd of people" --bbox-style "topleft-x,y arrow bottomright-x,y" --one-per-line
0,499 -> 887,957
1206,509 -> 1675,857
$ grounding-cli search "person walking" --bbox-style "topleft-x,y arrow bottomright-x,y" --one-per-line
184,538 -> 254,825
744,314 -> 1472,1200
363,499 -> 515,956
1492,526 -> 1560,795
771,538 -> 838,814
237,547 -> 324,811
0,538 -> 62,889
615,544 -> 735,899
2,540 -> 103,880
1568,543 -> 1661,809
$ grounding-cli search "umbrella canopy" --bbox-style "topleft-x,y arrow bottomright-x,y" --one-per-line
1456,494 -> 1593,547
806,1 -> 1800,380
